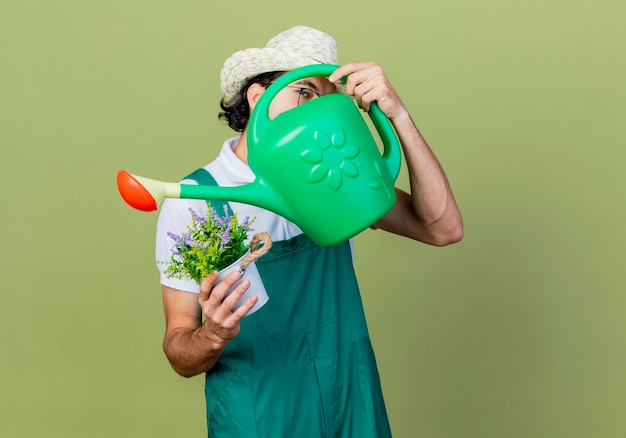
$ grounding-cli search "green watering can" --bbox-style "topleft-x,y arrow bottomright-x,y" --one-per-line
117,64 -> 402,247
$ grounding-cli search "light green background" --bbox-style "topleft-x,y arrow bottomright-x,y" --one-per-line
1,0 -> 625,437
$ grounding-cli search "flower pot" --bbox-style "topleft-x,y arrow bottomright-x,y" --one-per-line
217,249 -> 268,316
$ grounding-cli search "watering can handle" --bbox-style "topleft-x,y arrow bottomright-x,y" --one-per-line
249,64 -> 402,180
368,99 -> 402,180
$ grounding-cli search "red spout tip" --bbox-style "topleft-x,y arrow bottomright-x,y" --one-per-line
116,170 -> 158,212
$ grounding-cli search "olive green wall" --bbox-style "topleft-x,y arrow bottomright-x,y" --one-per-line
2,0 -> 625,436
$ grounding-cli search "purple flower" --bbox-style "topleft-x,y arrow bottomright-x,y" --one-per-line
188,207 -> 208,225
220,222 -> 232,244
209,205 -> 234,229
182,233 -> 193,246
166,231 -> 180,242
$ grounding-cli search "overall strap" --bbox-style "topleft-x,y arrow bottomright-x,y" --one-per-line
183,168 -> 234,218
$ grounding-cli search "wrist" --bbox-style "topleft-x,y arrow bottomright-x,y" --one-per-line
197,322 -> 228,352
389,107 -> 412,127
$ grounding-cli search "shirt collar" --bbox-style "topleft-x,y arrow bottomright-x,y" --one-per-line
219,136 -> 255,184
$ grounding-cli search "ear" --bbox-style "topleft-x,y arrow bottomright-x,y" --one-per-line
247,83 -> 265,113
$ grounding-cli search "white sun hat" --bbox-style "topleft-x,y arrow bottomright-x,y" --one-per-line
219,26 -> 339,101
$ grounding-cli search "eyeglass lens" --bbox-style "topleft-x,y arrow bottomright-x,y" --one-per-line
286,86 -> 321,106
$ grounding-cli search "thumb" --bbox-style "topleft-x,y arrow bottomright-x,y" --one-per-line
198,270 -> 219,303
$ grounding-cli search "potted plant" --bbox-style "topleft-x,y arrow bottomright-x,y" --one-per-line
160,204 -> 270,315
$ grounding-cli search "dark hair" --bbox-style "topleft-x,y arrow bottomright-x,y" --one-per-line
218,71 -> 285,132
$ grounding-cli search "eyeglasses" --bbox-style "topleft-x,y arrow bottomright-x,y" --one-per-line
285,86 -> 323,106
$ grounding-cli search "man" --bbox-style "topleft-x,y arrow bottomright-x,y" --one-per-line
155,26 -> 462,437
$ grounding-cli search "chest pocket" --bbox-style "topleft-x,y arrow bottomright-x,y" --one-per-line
255,235 -> 359,340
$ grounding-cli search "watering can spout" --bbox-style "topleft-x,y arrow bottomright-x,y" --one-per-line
116,170 -> 286,216
117,171 -> 179,211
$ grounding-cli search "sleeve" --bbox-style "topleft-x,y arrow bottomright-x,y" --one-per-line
155,193 -> 209,294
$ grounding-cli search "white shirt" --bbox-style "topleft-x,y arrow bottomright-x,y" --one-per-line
155,136 -> 304,293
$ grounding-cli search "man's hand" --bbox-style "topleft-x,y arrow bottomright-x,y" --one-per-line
329,62 -> 407,119
330,61 -> 463,246
197,270 -> 258,350
161,270 -> 258,377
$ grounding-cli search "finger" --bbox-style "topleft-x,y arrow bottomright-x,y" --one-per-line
199,271 -> 219,303
207,269 -> 243,306
327,63 -> 355,84
328,62 -> 374,84
350,61 -> 385,82
359,97 -> 370,113
346,68 -> 382,100
229,295 -> 259,321
211,278 -> 252,321
353,81 -> 376,112
220,278 -> 251,310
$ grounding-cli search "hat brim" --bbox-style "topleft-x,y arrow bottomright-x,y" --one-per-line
220,47 -> 343,101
